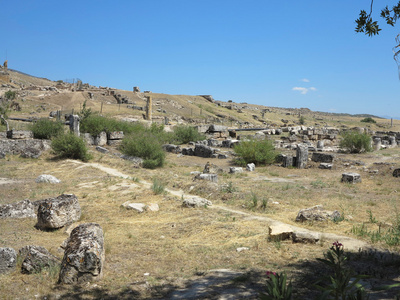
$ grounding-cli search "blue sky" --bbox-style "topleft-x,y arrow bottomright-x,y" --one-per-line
1,0 -> 400,117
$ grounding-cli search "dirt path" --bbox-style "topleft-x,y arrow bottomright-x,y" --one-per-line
68,160 -> 371,252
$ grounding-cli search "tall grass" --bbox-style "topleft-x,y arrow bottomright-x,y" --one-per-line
234,139 -> 277,166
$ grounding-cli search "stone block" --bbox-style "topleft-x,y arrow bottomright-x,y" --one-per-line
0,247 -> 16,274
341,172 -> 361,184
268,224 -> 293,241
312,152 -> 334,163
7,130 -> 33,139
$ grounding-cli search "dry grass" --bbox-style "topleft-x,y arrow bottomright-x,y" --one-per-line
1,143 -> 400,298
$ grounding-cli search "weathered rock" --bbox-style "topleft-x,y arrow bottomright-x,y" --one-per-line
222,139 -> 239,148
311,152 -> 334,163
203,162 -> 223,174
268,224 -> 293,241
145,203 -> 160,212
393,168 -> 400,178
281,155 -> 293,168
194,144 -> 214,158
20,147 -> 42,158
119,154 -> 144,167
182,196 -> 212,208
207,139 -> 222,147
229,167 -> 243,174
36,194 -> 81,230
246,163 -> 255,172
69,115 -> 80,136
295,205 -> 341,222
95,146 -> 109,153
0,199 -> 36,218
0,151 -> 5,159
296,144 -> 308,169
0,139 -> 50,156
373,138 -> 382,151
162,144 -> 181,153
217,154 -> 228,159
0,247 -> 17,274
194,173 -> 218,183
121,202 -> 146,213
319,163 -> 333,169
292,231 -> 320,244
58,223 -> 105,284
7,130 -> 33,139
208,125 -> 227,132
19,245 -> 60,274
93,132 -> 107,146
341,172 -> 361,184
181,147 -> 194,156
107,131 -> 124,140
35,174 -> 61,184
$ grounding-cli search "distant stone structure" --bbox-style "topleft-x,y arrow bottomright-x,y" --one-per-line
145,95 -> 152,121
3,60 -> 7,70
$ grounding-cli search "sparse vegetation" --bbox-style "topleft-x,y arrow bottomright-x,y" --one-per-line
234,139 -> 277,166
152,177 -> 166,195
120,131 -> 165,169
172,124 -> 206,144
339,130 -> 372,153
31,119 -> 64,139
51,133 -> 92,162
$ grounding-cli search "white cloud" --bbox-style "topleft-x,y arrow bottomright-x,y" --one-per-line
301,78 -> 310,82
292,86 -> 317,94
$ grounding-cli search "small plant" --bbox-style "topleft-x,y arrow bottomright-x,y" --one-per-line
299,115 -> 305,125
311,179 -> 327,189
4,90 -> 16,100
260,271 -> 292,300
339,130 -> 372,153
152,177 -> 165,195
367,210 -> 377,224
315,241 -> 368,299
222,181 -> 237,193
51,133 -> 92,162
234,139 -> 277,166
31,119 -> 64,139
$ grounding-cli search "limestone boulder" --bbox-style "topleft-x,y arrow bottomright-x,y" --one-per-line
341,172 -> 361,184
0,247 -> 16,274
182,196 -> 212,208
0,199 -> 37,218
229,167 -> 243,174
36,194 -> 81,230
194,144 -> 214,158
121,202 -> 146,213
292,231 -> 320,244
35,174 -> 61,184
268,224 -> 293,241
19,245 -> 60,274
246,163 -> 255,172
194,173 -> 218,183
58,223 -> 105,284
295,205 -> 341,222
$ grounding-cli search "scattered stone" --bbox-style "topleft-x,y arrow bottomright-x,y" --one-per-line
121,202 -> 146,213
203,162 -> 223,174
194,173 -> 218,183
20,147 -> 42,158
236,247 -> 250,252
162,144 -> 181,153
7,130 -> 33,139
182,147 -> 194,156
107,131 -> 124,140
119,155 -> 144,167
217,154 -> 228,159
311,152 -> 334,163
58,223 -> 105,284
208,125 -> 227,132
145,203 -> 159,212
319,163 -> 333,169
95,146 -> 109,153
246,163 -> 255,172
281,155 -> 293,168
0,151 -> 5,159
194,144 -> 214,158
0,199 -> 36,218
36,194 -> 81,230
268,223 -> 293,241
341,172 -> 361,184
0,247 -> 17,274
393,168 -> 400,178
292,231 -> 320,244
19,245 -> 60,274
93,132 -> 107,146
182,196 -> 212,208
229,167 -> 243,174
295,205 -> 341,222
35,174 -> 61,184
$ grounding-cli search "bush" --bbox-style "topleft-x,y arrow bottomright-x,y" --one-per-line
4,90 -> 16,100
173,125 -> 206,144
120,132 -> 165,169
31,119 -> 64,139
51,133 -> 92,162
360,117 -> 376,123
234,139 -> 277,166
80,115 -> 147,136
339,131 -> 372,153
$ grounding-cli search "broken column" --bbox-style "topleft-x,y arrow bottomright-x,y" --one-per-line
145,95 -> 152,121
296,144 -> 308,169
373,138 -> 381,151
69,115 -> 80,137
389,136 -> 397,148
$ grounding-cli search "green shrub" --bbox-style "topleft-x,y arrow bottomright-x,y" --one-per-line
360,117 -> 376,123
339,131 -> 372,153
31,119 -> 64,139
51,133 -> 92,162
173,125 -> 206,144
152,177 -> 166,195
120,132 -> 165,169
4,90 -> 16,100
234,139 -> 277,166
80,115 -> 147,136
